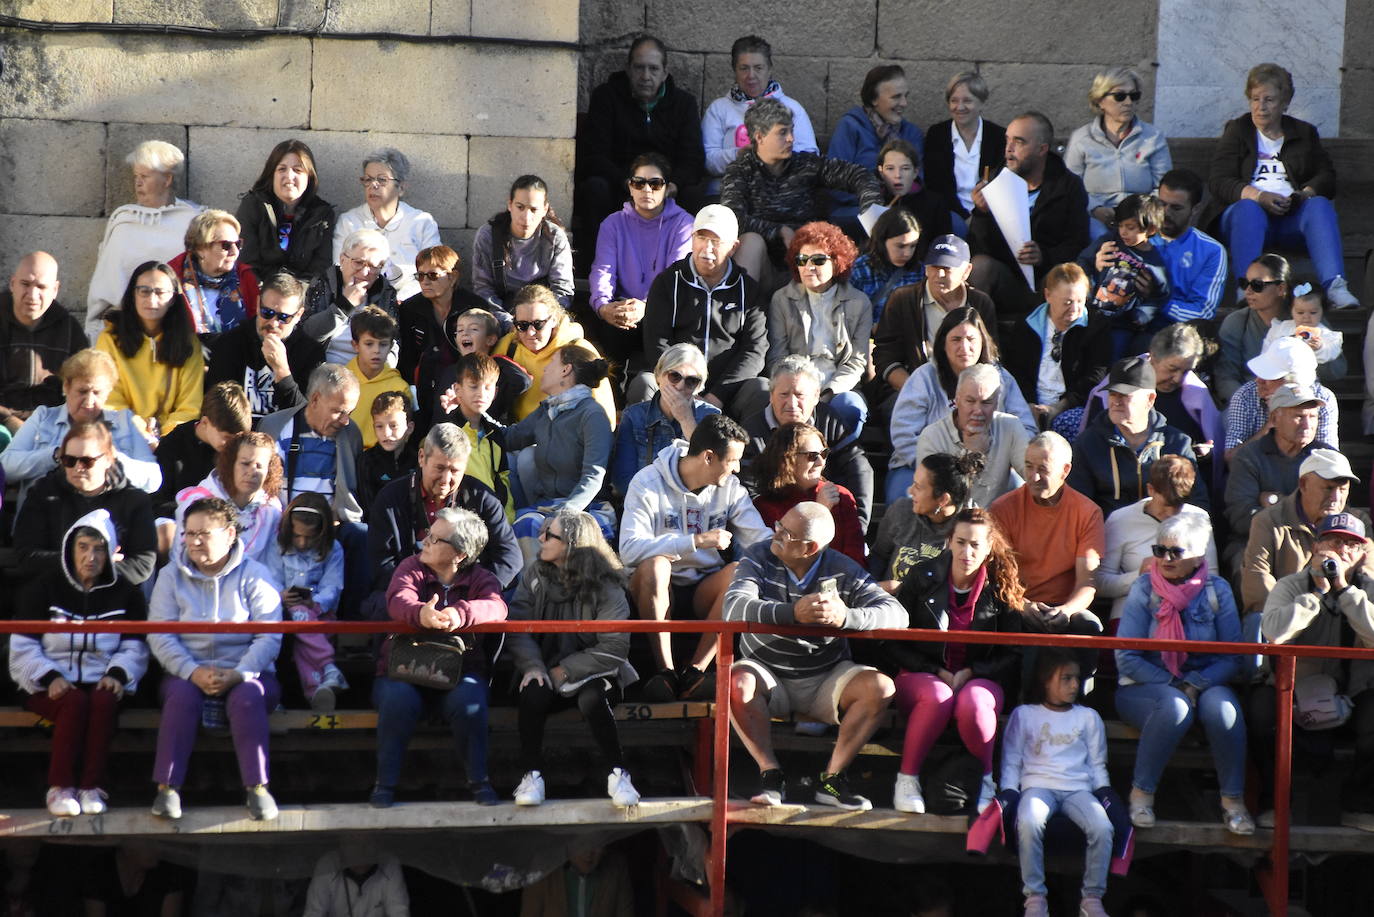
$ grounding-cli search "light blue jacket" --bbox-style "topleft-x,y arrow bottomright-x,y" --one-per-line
264,541 -> 344,616
1,405 -> 161,504
1064,116 -> 1173,211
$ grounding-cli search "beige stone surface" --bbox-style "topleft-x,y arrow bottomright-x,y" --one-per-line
472,0 -> 577,42
1345,6 -> 1374,70
104,124 -> 190,215
323,0 -> 430,34
9,0 -> 111,20
438,228 -> 479,288
187,127 -> 469,229
430,0 -> 475,34
113,0 -> 276,28
1340,70 -> 1374,139
0,119 -> 107,217
312,40 -> 577,139
579,0 -> 646,47
0,33 -> 311,128
467,137 -> 574,228
648,0 -> 874,57
0,216 -> 110,318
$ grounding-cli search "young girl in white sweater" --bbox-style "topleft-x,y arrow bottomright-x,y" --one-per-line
1001,649 -> 1114,917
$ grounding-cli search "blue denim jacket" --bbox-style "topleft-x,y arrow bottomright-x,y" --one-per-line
610,394 -> 719,495
1116,573 -> 1242,690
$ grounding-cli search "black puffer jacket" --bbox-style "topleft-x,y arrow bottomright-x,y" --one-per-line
235,187 -> 335,284
578,71 -> 706,190
721,150 -> 884,243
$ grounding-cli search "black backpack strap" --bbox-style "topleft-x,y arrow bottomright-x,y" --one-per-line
488,213 -> 511,301
284,411 -> 303,504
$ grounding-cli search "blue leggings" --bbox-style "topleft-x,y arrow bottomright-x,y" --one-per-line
373,675 -> 489,789
1219,196 -> 1346,286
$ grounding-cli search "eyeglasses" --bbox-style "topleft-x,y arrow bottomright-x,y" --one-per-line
665,369 -> 703,391
360,176 -> 399,187
1050,329 -> 1065,363
258,305 -> 299,324
421,532 -> 456,550
60,454 -> 101,469
1106,90 -> 1143,102
134,286 -> 174,300
1238,277 -> 1282,293
773,520 -> 806,543
514,318 -> 551,333
344,254 -> 385,272
1151,544 -> 1187,560
794,254 -> 833,267
415,270 -> 450,282
206,239 -> 243,253
792,448 -> 830,464
628,176 -> 668,190
538,529 -> 564,542
184,527 -> 229,543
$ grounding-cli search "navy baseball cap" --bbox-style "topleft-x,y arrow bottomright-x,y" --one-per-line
923,235 -> 971,268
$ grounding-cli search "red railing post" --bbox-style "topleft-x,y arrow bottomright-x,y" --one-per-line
1265,654 -> 1296,917
708,627 -> 734,917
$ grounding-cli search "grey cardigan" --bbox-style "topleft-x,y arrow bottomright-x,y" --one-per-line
914,412 -> 1029,508
257,404 -> 365,524
766,280 -> 872,394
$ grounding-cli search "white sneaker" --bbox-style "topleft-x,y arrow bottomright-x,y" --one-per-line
78,788 -> 108,815
1327,276 -> 1361,310
321,663 -> 350,691
976,774 -> 998,813
45,787 -> 79,817
893,773 -> 925,814
608,768 -> 640,808
514,770 -> 545,806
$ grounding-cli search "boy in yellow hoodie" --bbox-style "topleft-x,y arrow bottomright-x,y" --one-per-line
449,353 -> 514,521
345,307 -> 411,448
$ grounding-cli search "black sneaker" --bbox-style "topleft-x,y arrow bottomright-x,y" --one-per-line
641,668 -> 679,703
677,665 -> 711,700
751,768 -> 786,806
814,771 -> 872,811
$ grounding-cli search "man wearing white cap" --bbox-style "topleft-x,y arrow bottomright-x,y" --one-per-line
1241,448 -> 1371,612
1223,335 -> 1337,462
634,204 -> 770,419
1224,383 -> 1330,545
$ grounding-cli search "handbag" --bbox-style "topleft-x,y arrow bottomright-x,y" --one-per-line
388,633 -> 468,690
1294,673 -> 1353,731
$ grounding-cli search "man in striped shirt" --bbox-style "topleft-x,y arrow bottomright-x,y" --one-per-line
724,502 -> 907,811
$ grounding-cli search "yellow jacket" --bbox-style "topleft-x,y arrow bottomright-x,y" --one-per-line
495,319 -> 617,426
458,415 -> 515,522
95,328 -> 204,435
346,358 -> 411,449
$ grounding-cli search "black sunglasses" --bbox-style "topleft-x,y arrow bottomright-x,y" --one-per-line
1151,544 -> 1186,560
794,253 -> 832,267
259,305 -> 299,324
665,369 -> 703,391
1050,329 -> 1065,363
628,176 -> 668,190
1238,277 -> 1282,293
792,448 -> 830,464
1107,90 -> 1142,102
60,454 -> 100,470
514,318 -> 551,333
414,270 -> 449,282
207,239 -> 243,253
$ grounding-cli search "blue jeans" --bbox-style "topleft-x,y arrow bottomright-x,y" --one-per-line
1115,681 -> 1247,797
1219,196 -> 1346,286
373,675 -> 490,789
336,521 -> 370,620
884,464 -> 914,505
1017,788 -> 1112,898
826,390 -> 867,447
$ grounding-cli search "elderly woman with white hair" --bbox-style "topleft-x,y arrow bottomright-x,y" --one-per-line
1065,67 -> 1173,236
333,148 -> 441,302
611,343 -> 719,495
1114,512 -> 1253,835
86,140 -> 202,340
300,228 -> 399,365
167,209 -> 258,339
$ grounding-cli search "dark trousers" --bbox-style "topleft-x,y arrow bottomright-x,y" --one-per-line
25,686 -> 121,788
518,679 -> 624,774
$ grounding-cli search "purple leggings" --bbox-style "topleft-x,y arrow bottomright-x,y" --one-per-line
153,673 -> 281,788
894,671 -> 1003,776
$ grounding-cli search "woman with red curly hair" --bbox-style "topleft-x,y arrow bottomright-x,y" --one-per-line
765,221 -> 872,439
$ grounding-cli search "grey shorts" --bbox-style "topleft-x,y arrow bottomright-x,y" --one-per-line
732,658 -> 873,726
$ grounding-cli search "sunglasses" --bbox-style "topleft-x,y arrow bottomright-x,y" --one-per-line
258,305 -> 299,324
1151,544 -> 1187,560
1050,329 -> 1065,363
794,253 -> 833,267
60,454 -> 101,469
628,176 -> 668,190
1107,90 -> 1143,102
206,239 -> 243,253
665,369 -> 703,391
792,448 -> 830,464
414,270 -> 449,282
1238,277 -> 1282,293
514,318 -> 551,333
538,529 -> 564,542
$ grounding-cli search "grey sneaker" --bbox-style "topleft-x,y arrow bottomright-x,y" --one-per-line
1326,276 -> 1361,310
151,785 -> 182,820
245,784 -> 279,821
310,684 -> 336,714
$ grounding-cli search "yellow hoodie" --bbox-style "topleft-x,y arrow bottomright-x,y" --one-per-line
346,357 -> 411,448
495,319 -> 617,426
95,328 -> 204,435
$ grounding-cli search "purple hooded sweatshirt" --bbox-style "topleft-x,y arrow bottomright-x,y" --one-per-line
589,199 -> 695,312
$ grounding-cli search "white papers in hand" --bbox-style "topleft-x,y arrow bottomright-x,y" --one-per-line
982,169 -> 1035,289
857,204 -> 888,236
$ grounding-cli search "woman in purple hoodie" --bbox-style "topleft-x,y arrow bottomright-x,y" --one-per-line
588,153 -> 695,369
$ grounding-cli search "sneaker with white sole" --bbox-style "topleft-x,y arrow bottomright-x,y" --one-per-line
151,785 -> 182,820
1023,894 -> 1049,917
78,788 -> 108,815
893,773 -> 925,814
245,784 -> 279,821
1326,276 -> 1361,310
751,768 -> 785,806
310,685 -> 336,714
976,773 -> 998,813
814,771 -> 872,811
45,787 -> 79,818
513,771 -> 545,806
1078,896 -> 1111,917
607,768 -> 640,808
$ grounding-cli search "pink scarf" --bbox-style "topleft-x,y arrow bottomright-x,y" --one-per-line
1147,559 -> 1208,677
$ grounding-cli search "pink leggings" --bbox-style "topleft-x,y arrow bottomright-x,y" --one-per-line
894,671 -> 1003,776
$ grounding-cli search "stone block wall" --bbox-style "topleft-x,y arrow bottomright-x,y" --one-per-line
0,0 -> 579,313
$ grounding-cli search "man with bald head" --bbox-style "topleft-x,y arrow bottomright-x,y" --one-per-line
967,112 -> 1090,314
0,252 -> 85,434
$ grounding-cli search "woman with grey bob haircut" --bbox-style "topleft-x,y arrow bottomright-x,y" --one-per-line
334,146 -> 442,301
431,506 -> 488,564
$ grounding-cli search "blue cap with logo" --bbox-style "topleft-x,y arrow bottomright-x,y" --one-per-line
923,234 -> 971,268
1317,512 -> 1367,542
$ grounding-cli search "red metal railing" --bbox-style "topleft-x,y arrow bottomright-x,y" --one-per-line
8,616 -> 1372,917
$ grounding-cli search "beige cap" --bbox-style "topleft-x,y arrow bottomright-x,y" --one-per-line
1299,447 -> 1360,482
